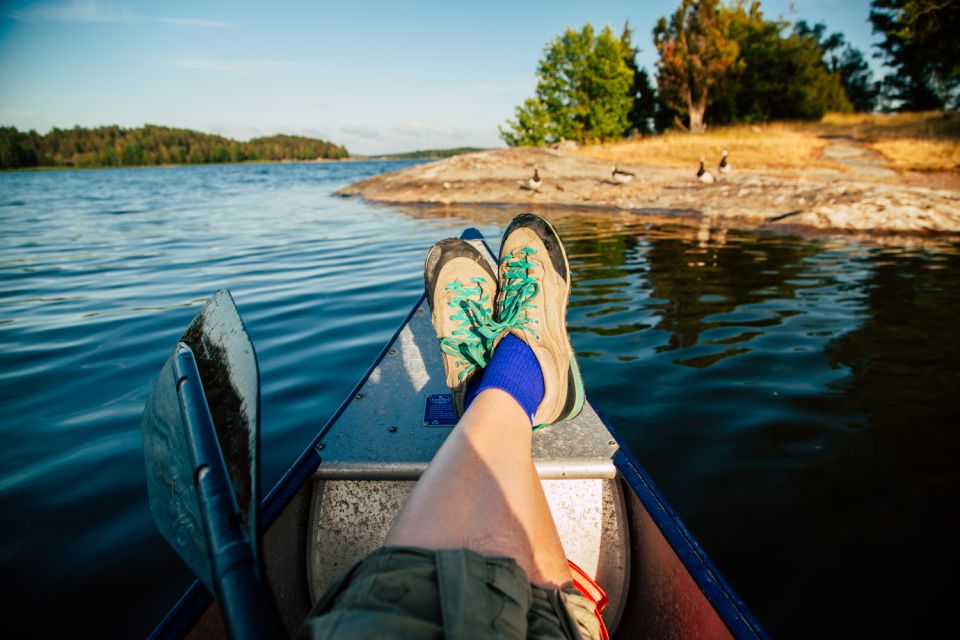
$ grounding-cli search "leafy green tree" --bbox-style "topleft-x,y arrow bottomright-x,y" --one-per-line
708,2 -> 852,123
500,24 -> 634,145
870,0 -> 960,109
121,141 -> 144,166
653,0 -> 740,131
500,98 -> 551,146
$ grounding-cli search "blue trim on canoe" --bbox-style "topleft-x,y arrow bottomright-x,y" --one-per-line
597,402 -> 768,640
460,226 -> 485,241
148,583 -> 211,640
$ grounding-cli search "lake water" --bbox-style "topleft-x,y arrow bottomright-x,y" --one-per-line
1,162 -> 957,638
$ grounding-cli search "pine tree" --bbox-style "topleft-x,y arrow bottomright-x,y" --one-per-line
619,22 -> 658,135
870,0 -> 960,110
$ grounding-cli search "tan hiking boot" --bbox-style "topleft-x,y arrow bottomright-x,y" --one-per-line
494,214 -> 584,427
424,238 -> 498,415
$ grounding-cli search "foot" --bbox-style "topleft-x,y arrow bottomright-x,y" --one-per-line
493,214 -> 584,427
424,238 -> 498,415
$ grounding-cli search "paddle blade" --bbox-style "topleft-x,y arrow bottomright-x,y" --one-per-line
141,290 -> 261,588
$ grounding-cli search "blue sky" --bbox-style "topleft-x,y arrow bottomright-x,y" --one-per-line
0,0 -> 880,154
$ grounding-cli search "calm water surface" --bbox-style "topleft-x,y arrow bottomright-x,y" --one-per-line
1,162 -> 957,638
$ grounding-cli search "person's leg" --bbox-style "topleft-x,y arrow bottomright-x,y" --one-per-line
385,387 -> 570,588
389,214 -> 585,586
527,458 -> 574,588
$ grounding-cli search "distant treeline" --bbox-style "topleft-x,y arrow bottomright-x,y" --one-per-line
0,125 -> 349,170
382,147 -> 486,159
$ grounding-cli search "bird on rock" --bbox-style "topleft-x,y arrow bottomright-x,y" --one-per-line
718,149 -> 731,175
697,157 -> 715,184
528,165 -> 542,191
612,166 -> 635,184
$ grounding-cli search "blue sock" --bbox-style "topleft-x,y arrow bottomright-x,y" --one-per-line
465,333 -> 544,424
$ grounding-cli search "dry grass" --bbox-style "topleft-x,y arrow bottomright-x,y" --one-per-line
820,110 -> 960,140
822,111 -> 960,172
871,140 -> 960,172
577,111 -> 960,173
576,122 -> 832,170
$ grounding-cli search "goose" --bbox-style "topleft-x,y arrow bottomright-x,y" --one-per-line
718,149 -> 730,175
612,166 -> 635,184
527,165 -> 542,191
697,157 -> 715,184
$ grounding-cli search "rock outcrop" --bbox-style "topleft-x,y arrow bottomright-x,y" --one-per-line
336,147 -> 960,234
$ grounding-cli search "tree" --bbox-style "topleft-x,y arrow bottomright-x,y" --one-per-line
870,0 -> 960,110
653,0 -> 740,132
500,98 -> 552,146
619,22 -> 658,135
795,20 -> 879,112
707,2 -> 852,123
500,24 -> 634,145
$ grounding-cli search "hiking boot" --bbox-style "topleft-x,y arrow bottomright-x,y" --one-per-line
424,238 -> 498,415
494,214 -> 584,427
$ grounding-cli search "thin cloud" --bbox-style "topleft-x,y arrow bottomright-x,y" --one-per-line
392,121 -> 460,139
165,58 -> 310,74
0,108 -> 36,119
151,16 -> 237,29
430,124 -> 459,137
341,125 -> 381,140
7,1 -> 236,28
7,0 -> 132,22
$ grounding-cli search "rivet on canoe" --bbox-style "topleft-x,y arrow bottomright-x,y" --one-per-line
316,443 -> 325,451
355,393 -> 364,400
608,440 -> 617,447
388,426 -> 398,432
388,348 -> 397,355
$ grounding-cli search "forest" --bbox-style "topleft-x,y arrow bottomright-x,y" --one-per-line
0,125 -> 348,170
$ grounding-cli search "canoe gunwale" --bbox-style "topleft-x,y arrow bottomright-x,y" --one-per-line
312,459 -> 618,480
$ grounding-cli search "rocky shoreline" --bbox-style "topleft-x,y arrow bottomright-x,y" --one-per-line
336,146 -> 960,234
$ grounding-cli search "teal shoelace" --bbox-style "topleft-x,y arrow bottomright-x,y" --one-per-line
492,247 -> 541,340
440,277 -> 497,381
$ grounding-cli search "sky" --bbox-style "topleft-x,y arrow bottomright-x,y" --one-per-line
0,0 -> 882,155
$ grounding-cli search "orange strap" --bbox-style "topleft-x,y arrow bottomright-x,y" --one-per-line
566,560 -> 610,640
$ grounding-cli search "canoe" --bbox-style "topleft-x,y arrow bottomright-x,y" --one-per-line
141,227 -> 766,639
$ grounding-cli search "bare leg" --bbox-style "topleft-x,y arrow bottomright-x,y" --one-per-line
527,459 -> 573,588
385,388 -> 572,588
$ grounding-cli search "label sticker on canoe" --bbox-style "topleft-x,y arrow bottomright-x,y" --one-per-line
423,394 -> 457,426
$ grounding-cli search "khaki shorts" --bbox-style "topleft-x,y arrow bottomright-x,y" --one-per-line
299,546 -> 602,639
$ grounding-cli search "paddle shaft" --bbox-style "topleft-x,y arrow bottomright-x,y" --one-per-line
174,345 -> 283,640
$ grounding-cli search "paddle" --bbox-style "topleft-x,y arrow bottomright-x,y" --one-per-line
141,290 -> 282,639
